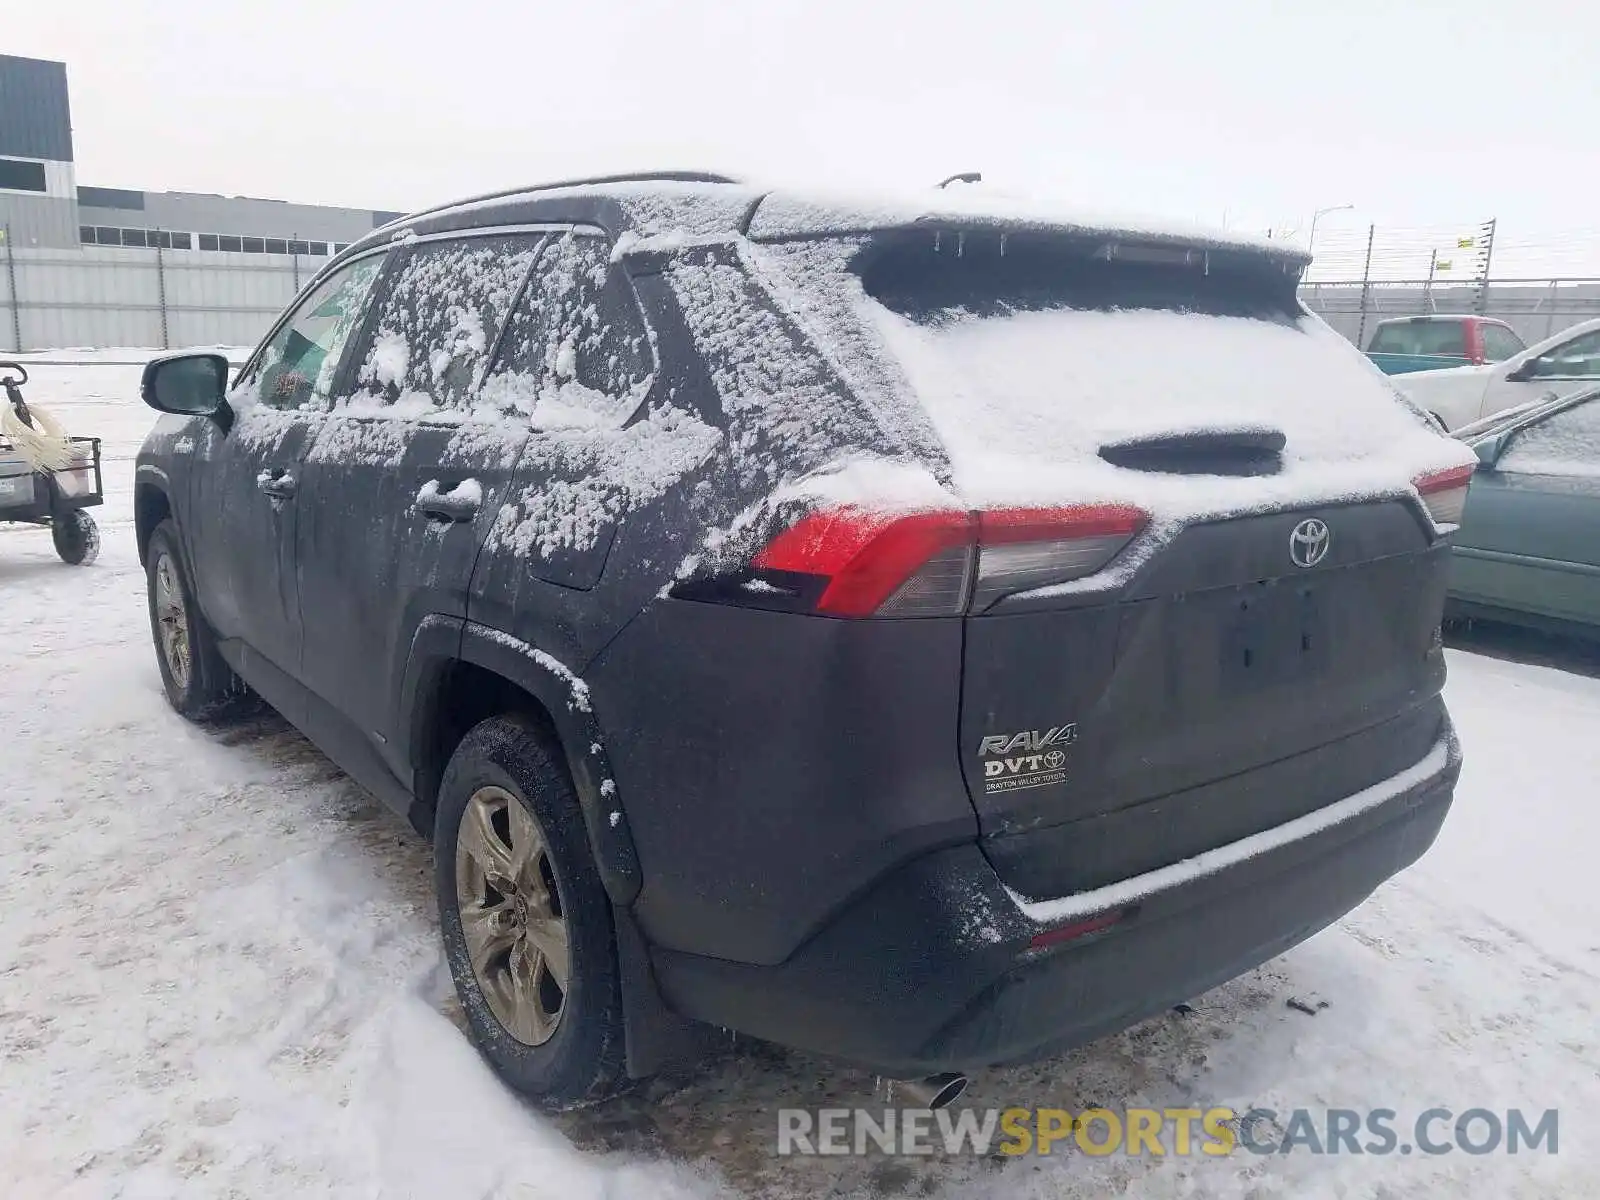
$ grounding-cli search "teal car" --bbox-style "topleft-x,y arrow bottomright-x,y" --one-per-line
1449,385 -> 1600,634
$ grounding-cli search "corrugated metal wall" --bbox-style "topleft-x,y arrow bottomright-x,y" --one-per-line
0,195 -> 80,250
79,192 -> 386,243
0,244 -> 308,352
0,55 -> 74,163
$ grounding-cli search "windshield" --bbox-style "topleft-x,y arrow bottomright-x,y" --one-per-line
1457,389 -> 1600,444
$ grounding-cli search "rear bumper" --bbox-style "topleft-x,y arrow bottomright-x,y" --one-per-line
650,727 -> 1460,1076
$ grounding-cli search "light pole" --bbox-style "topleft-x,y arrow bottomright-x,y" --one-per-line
1307,204 -> 1354,259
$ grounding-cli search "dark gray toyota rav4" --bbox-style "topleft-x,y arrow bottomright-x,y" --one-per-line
134,172 -> 1473,1108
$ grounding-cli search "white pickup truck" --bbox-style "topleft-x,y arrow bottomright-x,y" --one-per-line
1399,316 -> 1600,431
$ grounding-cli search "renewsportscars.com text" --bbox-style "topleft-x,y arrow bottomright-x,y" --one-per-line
777,1106 -> 1559,1157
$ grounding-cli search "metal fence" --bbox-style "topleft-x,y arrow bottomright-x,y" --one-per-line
1285,217 -> 1600,347
1,226 -> 318,353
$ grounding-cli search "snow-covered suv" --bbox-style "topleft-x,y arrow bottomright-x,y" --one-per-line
134,172 -> 1473,1108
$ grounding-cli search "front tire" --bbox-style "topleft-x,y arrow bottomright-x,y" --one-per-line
434,715 -> 627,1108
145,519 -> 246,720
52,509 -> 99,565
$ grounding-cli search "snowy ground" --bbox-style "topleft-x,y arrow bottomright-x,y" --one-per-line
2,358 -> 1597,1199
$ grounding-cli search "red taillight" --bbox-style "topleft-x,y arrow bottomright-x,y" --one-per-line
752,508 -> 975,616
1414,464 -> 1474,528
749,502 -> 1147,618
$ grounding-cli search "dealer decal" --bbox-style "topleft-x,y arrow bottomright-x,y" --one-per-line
977,724 -> 1076,793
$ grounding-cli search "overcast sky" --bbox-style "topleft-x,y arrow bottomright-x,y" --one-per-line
12,0 -> 1598,272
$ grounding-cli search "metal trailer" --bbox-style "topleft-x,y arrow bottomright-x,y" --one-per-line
0,362 -> 102,564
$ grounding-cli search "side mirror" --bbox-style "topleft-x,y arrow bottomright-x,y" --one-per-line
141,352 -> 230,418
1472,434 -> 1508,469
1503,359 -> 1537,383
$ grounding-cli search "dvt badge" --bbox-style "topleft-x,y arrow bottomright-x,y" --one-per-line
977,724 -> 1075,794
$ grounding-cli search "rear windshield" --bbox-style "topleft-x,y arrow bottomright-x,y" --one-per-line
1367,321 -> 1467,357
857,228 -> 1301,325
834,226 -> 1442,492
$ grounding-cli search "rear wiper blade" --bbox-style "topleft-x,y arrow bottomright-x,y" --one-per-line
1099,427 -> 1286,477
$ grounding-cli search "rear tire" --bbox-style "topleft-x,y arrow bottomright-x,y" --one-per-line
145,519 -> 248,720
434,715 -> 627,1109
52,510 -> 99,565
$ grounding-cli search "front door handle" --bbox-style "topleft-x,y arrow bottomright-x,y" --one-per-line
256,469 -> 296,499
416,479 -> 481,523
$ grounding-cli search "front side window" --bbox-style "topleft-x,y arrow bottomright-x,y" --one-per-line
241,255 -> 385,411
1499,398 -> 1600,477
482,232 -> 655,424
343,235 -> 544,414
1529,330 -> 1600,379
1481,324 -> 1525,362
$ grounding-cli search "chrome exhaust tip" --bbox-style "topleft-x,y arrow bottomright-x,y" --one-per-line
895,1072 -> 968,1110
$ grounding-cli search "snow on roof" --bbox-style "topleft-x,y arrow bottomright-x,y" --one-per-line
362,177 -> 1303,265
373,180 -> 764,245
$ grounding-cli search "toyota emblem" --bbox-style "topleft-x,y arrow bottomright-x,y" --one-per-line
1289,518 -> 1331,568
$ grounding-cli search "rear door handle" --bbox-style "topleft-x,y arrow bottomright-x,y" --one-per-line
256,470 -> 296,499
416,480 -> 481,523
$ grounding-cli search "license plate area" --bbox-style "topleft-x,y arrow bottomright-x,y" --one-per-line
1221,581 -> 1330,689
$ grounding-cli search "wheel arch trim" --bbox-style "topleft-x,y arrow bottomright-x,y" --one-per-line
398,619 -> 643,905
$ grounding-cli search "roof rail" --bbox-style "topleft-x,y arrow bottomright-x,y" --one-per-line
373,171 -> 743,233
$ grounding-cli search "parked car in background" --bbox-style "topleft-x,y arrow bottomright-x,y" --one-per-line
1365,314 -> 1525,376
1399,316 -> 1600,431
132,174 -> 1470,1110
1449,385 -> 1600,636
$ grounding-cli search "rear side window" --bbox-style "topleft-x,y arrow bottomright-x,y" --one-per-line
1499,399 -> 1600,476
1367,321 -> 1467,357
1481,324 -> 1525,361
344,234 -> 544,413
482,232 -> 655,424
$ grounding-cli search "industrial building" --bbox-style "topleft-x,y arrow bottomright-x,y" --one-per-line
0,53 -> 403,255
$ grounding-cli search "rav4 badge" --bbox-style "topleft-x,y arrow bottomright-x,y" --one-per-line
977,725 -> 1076,794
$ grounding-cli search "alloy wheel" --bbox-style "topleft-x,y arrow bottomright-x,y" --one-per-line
455,785 -> 570,1045
153,552 -> 192,691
